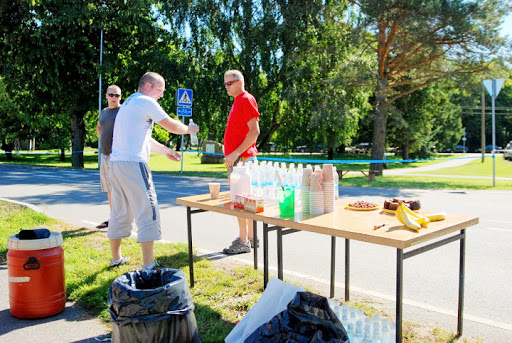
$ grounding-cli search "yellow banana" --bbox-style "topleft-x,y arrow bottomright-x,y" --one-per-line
395,205 -> 405,225
398,203 -> 421,232
400,203 -> 422,218
414,216 -> 430,228
425,212 -> 446,221
400,203 -> 430,228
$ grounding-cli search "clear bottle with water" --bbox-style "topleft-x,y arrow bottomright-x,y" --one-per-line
372,326 -> 382,343
381,324 -> 391,343
362,330 -> 373,343
189,119 -> 198,146
346,323 -> 356,342
352,326 -> 364,343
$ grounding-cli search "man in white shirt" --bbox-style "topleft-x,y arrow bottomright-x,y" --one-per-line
108,72 -> 199,270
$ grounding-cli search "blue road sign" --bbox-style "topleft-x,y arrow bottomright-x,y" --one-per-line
177,106 -> 192,117
177,88 -> 193,107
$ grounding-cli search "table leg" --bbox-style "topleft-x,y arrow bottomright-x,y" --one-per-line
277,226 -> 283,280
345,238 -> 350,301
330,236 -> 336,298
186,206 -> 194,288
263,223 -> 269,288
457,229 -> 466,337
253,220 -> 258,270
396,248 -> 404,343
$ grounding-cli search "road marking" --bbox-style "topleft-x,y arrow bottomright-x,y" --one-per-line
486,227 -> 511,232
487,220 -> 512,224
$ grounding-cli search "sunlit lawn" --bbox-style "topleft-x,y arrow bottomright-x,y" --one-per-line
2,149 -> 510,190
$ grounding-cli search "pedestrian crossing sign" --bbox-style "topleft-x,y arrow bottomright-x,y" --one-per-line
177,88 -> 193,107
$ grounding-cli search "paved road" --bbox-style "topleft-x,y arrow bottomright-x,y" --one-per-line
1,163 -> 511,342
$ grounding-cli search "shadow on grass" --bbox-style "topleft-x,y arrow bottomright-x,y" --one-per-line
61,227 -> 102,240
193,303 -> 235,342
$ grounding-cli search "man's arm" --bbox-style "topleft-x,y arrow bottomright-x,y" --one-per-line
225,117 -> 260,167
150,138 -> 181,161
157,117 -> 198,135
96,122 -> 101,136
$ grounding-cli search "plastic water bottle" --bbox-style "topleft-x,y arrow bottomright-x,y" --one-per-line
352,326 -> 364,343
346,323 -> 356,342
372,326 -> 382,343
381,324 -> 391,343
189,119 -> 198,146
362,330 -> 373,343
389,323 -> 396,342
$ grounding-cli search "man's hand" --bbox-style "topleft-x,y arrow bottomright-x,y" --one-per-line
187,122 -> 199,134
225,151 -> 239,167
163,147 -> 181,161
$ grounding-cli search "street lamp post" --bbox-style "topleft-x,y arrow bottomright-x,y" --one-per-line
92,25 -> 104,168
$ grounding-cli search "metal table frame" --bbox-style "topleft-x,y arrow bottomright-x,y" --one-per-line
266,223 -> 467,342
179,194 -> 476,343
186,206 -> 259,288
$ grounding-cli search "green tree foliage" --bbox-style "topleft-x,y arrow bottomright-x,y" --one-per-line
348,0 -> 511,173
388,81 -> 462,159
0,0 -> 185,167
160,0 -> 369,154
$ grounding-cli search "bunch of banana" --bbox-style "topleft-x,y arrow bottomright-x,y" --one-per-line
395,202 -> 446,232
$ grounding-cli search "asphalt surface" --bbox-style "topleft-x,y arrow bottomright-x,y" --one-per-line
1,158 -> 511,342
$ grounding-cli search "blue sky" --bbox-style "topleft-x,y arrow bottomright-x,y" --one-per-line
500,13 -> 512,38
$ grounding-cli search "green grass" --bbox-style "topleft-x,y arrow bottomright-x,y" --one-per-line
0,202 -> 484,342
2,150 -> 511,190
409,154 -> 512,177
0,201 -> 256,341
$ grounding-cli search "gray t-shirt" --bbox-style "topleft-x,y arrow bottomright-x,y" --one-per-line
99,107 -> 120,155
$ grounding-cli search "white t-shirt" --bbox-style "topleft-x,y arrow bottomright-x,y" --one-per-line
110,92 -> 168,163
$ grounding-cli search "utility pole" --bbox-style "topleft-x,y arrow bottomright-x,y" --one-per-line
481,86 -> 485,163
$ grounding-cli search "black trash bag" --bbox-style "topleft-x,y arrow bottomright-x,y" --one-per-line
108,268 -> 201,343
245,291 -> 349,343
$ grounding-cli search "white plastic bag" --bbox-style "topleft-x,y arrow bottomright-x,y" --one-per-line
224,278 -> 305,343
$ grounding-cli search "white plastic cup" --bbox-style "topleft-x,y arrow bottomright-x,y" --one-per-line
208,183 -> 221,199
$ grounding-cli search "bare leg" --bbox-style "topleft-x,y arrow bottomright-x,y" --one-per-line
237,218 -> 254,243
247,218 -> 254,239
140,241 -> 155,267
110,239 -> 122,261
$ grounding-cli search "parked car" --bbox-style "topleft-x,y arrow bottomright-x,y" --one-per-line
475,145 -> 503,153
354,142 -> 371,154
267,142 -> 277,152
454,145 -> 468,153
295,144 -> 324,153
295,145 -> 310,153
441,147 -> 453,153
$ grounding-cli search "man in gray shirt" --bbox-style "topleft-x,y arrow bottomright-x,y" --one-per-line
96,85 -> 122,229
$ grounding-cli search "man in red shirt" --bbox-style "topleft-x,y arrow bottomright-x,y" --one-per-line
223,70 -> 260,254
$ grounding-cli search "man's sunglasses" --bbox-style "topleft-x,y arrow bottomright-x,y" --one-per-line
107,93 -> 121,98
224,80 -> 239,87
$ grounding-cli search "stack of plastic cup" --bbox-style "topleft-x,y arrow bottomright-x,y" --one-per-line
302,186 -> 310,213
322,164 -> 335,213
301,168 -> 313,213
309,172 -> 324,215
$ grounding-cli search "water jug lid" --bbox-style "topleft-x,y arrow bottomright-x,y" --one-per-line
8,231 -> 63,250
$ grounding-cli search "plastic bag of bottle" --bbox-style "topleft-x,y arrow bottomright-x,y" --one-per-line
244,291 -> 349,342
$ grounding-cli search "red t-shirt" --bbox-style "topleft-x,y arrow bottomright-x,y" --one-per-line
223,91 -> 260,157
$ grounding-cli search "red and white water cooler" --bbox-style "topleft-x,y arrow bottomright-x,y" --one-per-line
7,231 -> 66,319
